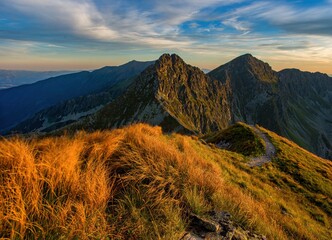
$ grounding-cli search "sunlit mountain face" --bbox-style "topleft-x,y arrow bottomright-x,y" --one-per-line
0,0 -> 331,73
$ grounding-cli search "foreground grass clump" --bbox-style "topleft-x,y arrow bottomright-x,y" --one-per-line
203,122 -> 265,157
0,123 -> 331,239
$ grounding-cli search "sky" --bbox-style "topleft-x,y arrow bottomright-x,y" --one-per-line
0,0 -> 331,73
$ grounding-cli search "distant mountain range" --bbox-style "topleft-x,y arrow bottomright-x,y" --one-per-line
0,60 -> 153,131
3,54 -> 332,160
0,70 -> 74,89
201,68 -> 211,73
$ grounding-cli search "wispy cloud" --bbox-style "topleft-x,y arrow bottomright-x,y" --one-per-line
0,0 -> 331,72
222,17 -> 250,32
0,0 -> 242,48
222,0 -> 332,36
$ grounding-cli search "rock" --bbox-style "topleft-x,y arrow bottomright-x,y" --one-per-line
183,211 -> 267,240
182,232 -> 204,240
204,232 -> 223,239
190,214 -> 221,233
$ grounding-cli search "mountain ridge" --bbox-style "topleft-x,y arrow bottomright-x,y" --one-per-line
0,60 -> 154,132
6,53 -> 332,159
64,53 -> 233,134
0,69 -> 74,89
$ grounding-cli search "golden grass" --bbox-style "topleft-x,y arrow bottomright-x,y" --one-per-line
0,123 -> 331,239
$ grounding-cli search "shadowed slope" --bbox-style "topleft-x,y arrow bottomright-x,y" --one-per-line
0,60 -> 153,132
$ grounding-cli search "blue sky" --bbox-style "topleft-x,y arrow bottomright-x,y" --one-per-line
0,0 -> 331,73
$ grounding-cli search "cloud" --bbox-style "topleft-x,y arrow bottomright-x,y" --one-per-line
0,0 -> 331,73
258,3 -> 332,36
225,1 -> 332,37
222,17 -> 250,32
3,0 -> 117,40
0,0 -> 243,49
0,0 -> 246,50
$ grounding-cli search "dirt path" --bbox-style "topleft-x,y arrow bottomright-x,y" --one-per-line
248,126 -> 276,167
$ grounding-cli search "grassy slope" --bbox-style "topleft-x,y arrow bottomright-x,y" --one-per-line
0,123 -> 331,239
203,122 -> 266,157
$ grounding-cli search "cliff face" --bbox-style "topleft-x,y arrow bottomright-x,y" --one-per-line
208,54 -> 282,133
277,69 -> 332,159
155,54 -> 232,133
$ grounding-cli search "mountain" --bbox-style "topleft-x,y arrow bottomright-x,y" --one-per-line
1,123 -> 331,239
201,68 -> 211,73
0,69 -> 73,89
7,53 -> 332,159
11,75 -> 135,133
66,54 -> 232,134
209,55 -> 332,159
277,69 -> 332,160
60,53 -> 331,159
0,60 -> 153,132
208,54 -> 280,132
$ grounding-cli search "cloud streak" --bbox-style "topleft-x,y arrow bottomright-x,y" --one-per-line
0,0 -> 331,72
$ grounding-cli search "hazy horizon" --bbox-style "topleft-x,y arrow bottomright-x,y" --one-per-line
1,0 -> 332,73
1,53 -> 332,76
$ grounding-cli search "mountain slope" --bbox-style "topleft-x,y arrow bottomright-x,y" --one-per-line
208,54 -> 332,159
1,123 -> 331,239
11,73 -> 137,133
66,53 -> 332,160
67,54 -> 232,133
7,53 -> 332,159
277,69 -> 332,159
208,54 -> 281,133
0,60 -> 153,131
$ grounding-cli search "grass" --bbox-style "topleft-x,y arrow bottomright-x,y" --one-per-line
203,122 -> 265,157
0,123 -> 331,239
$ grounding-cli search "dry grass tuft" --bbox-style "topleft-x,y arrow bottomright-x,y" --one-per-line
0,123 -> 331,239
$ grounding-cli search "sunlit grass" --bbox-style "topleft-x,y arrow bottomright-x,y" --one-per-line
0,123 -> 331,239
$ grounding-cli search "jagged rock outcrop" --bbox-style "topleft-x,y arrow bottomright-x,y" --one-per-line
68,54 -> 232,133
155,54 -> 232,132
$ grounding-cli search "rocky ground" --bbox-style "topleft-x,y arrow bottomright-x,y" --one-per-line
182,211 -> 267,240
248,127 -> 276,167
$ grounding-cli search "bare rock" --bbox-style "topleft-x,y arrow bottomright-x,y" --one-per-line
182,211 -> 267,240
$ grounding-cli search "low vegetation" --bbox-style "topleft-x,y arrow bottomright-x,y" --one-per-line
0,123 -> 331,239
203,122 -> 265,157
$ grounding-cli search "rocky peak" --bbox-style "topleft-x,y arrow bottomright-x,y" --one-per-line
210,53 -> 278,84
155,53 -> 188,73
229,53 -> 265,67
154,53 -> 207,96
